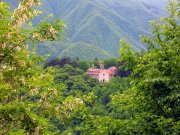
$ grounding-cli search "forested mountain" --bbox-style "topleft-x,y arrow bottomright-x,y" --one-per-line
5,0 -> 167,60
0,0 -> 179,134
36,42 -> 114,60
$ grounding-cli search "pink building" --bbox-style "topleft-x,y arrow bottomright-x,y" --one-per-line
87,65 -> 117,82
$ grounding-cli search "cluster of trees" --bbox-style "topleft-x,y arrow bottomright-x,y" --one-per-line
0,0 -> 179,134
44,57 -> 118,71
45,56 -> 131,77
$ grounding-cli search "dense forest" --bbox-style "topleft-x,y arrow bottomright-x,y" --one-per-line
0,0 -> 179,135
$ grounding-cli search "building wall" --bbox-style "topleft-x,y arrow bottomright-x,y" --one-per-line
87,66 -> 117,83
89,74 -> 99,79
98,70 -> 110,82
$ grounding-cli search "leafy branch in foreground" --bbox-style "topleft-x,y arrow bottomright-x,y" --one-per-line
0,0 -> 66,134
118,0 -> 180,134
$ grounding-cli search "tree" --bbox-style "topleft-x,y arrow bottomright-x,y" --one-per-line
103,58 -> 118,68
0,0 -> 66,134
78,61 -> 89,71
118,0 -> 180,134
44,57 -> 78,68
92,57 -> 100,68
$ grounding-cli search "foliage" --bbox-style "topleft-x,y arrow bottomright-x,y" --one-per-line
0,0 -> 179,135
0,0 -> 65,134
44,57 -> 78,68
103,58 -> 119,68
78,61 -> 89,71
117,0 -> 180,134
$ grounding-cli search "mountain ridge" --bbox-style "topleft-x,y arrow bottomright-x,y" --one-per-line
4,0 -> 167,60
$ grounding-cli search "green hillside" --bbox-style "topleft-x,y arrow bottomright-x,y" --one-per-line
58,42 -> 114,60
36,42 -> 114,60
5,0 -> 167,59
39,0 -> 167,58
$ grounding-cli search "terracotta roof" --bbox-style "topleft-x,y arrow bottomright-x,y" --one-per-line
105,69 -> 113,75
108,67 -> 117,71
87,68 -> 100,75
87,68 -> 100,72
87,67 -> 117,76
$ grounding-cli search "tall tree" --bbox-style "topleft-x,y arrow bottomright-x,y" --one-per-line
118,0 -> 180,134
0,0 -> 66,134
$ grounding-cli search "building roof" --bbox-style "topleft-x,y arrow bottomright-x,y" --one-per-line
87,68 -> 100,71
108,67 -> 117,71
87,66 -> 117,76
105,69 -> 114,75
87,68 -> 100,75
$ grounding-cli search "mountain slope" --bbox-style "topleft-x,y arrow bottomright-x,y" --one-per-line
39,0 -> 167,55
58,42 -> 114,60
4,0 -> 167,60
35,42 -> 113,60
